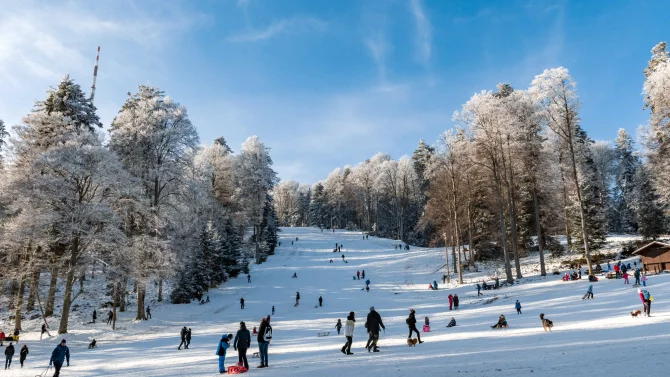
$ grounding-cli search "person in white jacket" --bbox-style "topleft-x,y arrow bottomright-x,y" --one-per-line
340,312 -> 355,355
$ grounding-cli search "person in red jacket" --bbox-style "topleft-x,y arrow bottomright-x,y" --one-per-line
613,264 -> 620,278
448,294 -> 454,310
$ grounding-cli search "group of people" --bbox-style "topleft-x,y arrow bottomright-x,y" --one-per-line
3,342 -> 28,370
394,243 -> 410,250
216,317 -> 273,373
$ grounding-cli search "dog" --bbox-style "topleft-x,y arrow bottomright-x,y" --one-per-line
407,338 -> 418,347
539,314 -> 553,332
631,309 -> 642,317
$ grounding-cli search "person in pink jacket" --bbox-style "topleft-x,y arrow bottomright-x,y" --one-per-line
638,288 -> 648,314
623,272 -> 630,284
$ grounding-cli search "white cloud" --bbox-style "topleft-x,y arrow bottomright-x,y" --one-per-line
365,32 -> 390,84
410,0 -> 432,66
227,17 -> 327,43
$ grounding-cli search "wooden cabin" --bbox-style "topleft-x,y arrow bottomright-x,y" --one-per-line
632,241 -> 670,274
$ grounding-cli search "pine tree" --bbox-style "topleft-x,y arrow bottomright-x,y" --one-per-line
309,183 -> 329,228
633,165 -> 665,240
612,129 -> 639,233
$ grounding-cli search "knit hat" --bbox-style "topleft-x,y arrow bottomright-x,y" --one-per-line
370,306 -> 375,311
61,339 -> 66,344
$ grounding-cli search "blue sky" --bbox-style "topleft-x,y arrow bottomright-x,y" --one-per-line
0,0 -> 667,183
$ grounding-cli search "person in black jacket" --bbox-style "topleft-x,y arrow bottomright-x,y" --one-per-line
406,309 -> 423,344
178,326 -> 188,350
365,306 -> 385,352
240,297 -> 245,310
92,310 -> 97,324
318,296 -> 323,307
233,322 -> 251,369
4,342 -> 14,369
19,345 -> 28,368
185,328 -> 192,348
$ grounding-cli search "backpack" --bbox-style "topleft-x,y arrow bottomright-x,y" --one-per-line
263,326 -> 273,342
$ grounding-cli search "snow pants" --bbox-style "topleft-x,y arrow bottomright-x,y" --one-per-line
20,355 -> 26,367
5,355 -> 11,369
258,342 -> 269,366
218,356 -> 226,373
53,362 -> 63,377
237,347 -> 248,369
646,300 -> 651,316
408,325 -> 421,341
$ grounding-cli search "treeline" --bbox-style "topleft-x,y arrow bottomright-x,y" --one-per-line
0,78 -> 279,333
275,42 -> 670,284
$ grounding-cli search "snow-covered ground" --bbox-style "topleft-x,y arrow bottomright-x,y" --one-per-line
3,227 -> 670,376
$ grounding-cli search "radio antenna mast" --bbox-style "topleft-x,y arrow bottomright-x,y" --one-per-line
90,46 -> 100,103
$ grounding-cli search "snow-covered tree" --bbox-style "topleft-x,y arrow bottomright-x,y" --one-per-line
632,165 -> 666,240
612,129 -> 639,233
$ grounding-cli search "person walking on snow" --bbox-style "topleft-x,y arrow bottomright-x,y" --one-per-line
365,307 -> 385,352
365,279 -> 370,289
4,342 -> 14,369
634,269 -> 641,286
515,300 -> 522,314
146,306 -> 151,319
454,294 -> 460,310
107,310 -> 113,325
477,284 -> 483,296
406,309 -> 423,343
186,328 -> 192,349
92,310 -> 97,324
248,274 -> 251,283
583,285 -> 594,299
257,318 -> 271,368
361,270 -> 365,279
623,271 -> 630,284
341,254 -> 345,261
272,306 -> 275,315
240,297 -> 245,310
41,324 -> 50,339
643,290 -> 652,316
642,273 -> 647,287
336,319 -> 342,335
19,344 -> 28,368
357,271 -> 360,280
216,334 -> 230,374
295,292 -> 300,307
341,312 -> 355,355
638,288 -> 648,315
233,322 -> 251,370
448,294 -> 454,310
49,339 -> 70,377
178,326 -> 188,350
318,296 -> 323,307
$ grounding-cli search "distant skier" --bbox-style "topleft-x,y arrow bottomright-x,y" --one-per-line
233,322 -> 251,369
448,294 -> 454,310
453,294 -> 460,310
92,310 -> 97,324
146,306 -> 151,319
186,328 -> 192,349
248,274 -> 251,283
178,326 -> 188,350
295,292 -> 300,307
240,297 -> 245,310
365,307 -> 385,352
216,334 -> 230,374
515,300 -> 522,314
318,296 -> 323,307
19,344 -> 28,368
336,319 -> 342,335
406,309 -> 423,344
49,339 -> 70,376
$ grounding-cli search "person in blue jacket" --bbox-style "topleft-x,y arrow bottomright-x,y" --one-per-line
515,300 -> 522,314
49,339 -> 70,377
216,335 -> 230,374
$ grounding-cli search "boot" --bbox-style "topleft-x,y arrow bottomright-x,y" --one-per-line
419,340 -> 424,344
347,352 -> 354,355
341,348 -> 346,355
373,347 -> 380,352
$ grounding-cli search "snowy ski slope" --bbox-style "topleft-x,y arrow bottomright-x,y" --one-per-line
4,227 -> 670,376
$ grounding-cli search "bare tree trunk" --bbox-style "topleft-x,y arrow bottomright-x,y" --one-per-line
120,278 -> 127,312
136,280 -> 146,321
27,268 -> 40,312
504,140 -> 522,279
456,224 -> 463,284
157,277 -> 163,302
113,281 -> 118,330
494,175 -> 514,283
36,289 -> 50,337
9,279 -> 18,310
567,139 -> 593,274
558,148 -> 572,252
444,235 -> 451,283
467,203 -> 475,265
14,276 -> 26,331
45,266 -> 58,317
532,183 -> 547,276
58,239 -> 79,334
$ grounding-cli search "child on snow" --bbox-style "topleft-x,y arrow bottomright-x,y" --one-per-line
446,317 -> 456,327
642,274 -> 647,287
336,319 -> 342,335
623,272 -> 630,284
582,285 -> 594,299
515,300 -> 522,314
216,335 -> 230,374
491,315 -> 508,329
423,317 -> 430,332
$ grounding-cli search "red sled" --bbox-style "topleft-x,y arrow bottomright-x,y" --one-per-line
228,365 -> 248,374
423,325 -> 430,332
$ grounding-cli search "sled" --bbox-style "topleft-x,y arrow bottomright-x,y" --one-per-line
317,331 -> 330,337
227,365 -> 248,374
251,352 -> 259,358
